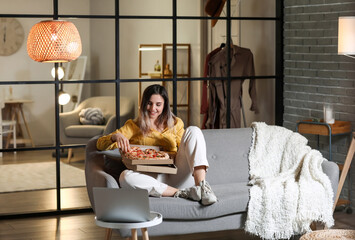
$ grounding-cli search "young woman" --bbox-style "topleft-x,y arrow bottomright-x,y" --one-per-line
96,84 -> 217,205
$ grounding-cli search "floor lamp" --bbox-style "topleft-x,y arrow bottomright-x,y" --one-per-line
27,20 -> 82,158
332,16 -> 355,212
333,133 -> 355,212
51,64 -> 72,158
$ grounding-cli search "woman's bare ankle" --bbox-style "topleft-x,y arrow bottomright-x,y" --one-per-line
193,166 -> 207,185
162,186 -> 178,197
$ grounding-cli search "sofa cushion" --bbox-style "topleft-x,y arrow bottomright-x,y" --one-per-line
65,125 -> 105,138
149,182 -> 250,220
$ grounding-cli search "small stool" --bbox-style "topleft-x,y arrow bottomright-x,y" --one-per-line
95,211 -> 162,240
300,229 -> 355,240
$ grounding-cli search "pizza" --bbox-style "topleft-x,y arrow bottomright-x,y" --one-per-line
122,146 -> 170,160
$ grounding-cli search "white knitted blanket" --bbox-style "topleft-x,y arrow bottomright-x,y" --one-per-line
245,122 -> 334,240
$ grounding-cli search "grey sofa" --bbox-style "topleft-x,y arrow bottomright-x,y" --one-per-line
85,128 -> 339,238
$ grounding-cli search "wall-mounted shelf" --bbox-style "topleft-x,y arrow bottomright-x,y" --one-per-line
138,43 -> 191,125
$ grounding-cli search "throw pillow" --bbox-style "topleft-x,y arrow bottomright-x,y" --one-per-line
79,108 -> 105,125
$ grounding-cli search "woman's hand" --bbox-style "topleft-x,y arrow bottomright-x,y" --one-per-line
111,132 -> 130,153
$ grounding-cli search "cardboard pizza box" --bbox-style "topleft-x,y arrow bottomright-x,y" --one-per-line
123,160 -> 177,174
130,144 -> 160,151
122,157 -> 174,165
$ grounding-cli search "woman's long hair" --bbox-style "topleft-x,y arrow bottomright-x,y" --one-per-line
137,84 -> 176,135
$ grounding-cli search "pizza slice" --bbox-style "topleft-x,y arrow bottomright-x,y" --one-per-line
122,146 -> 169,160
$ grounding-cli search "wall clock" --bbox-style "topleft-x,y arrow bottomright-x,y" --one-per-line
0,18 -> 25,56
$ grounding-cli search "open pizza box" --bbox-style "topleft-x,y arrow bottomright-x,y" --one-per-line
122,145 -> 177,174
122,160 -> 177,174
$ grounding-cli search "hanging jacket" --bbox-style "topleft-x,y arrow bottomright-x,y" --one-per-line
201,47 -> 223,129
206,45 -> 258,129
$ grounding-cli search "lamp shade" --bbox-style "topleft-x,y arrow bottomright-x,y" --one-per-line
338,16 -> 355,55
27,20 -> 82,62
51,66 -> 65,80
58,90 -> 71,105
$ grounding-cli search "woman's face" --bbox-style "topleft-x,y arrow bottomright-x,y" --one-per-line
146,94 -> 165,121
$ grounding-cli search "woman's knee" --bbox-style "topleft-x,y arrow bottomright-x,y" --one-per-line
184,126 -> 203,137
119,169 -> 135,188
186,126 -> 201,133
183,126 -> 204,142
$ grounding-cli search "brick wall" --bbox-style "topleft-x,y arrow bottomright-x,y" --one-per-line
283,0 -> 355,210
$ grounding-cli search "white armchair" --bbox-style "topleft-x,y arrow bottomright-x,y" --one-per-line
60,96 -> 134,162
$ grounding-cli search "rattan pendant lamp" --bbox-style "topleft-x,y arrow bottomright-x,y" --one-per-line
27,20 -> 82,62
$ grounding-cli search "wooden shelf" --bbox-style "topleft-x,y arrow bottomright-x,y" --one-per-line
138,43 -> 191,125
336,199 -> 351,207
297,119 -> 351,136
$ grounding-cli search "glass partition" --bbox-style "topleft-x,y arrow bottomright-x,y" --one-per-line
120,0 -> 172,16
59,0 -> 115,16
0,0 -> 281,217
0,0 -> 52,15
1,84 -> 55,149
0,152 -> 57,215
120,19 -> 172,80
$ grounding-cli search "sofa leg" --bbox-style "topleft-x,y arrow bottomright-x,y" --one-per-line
131,229 -> 138,240
104,228 -> 112,240
67,148 -> 73,163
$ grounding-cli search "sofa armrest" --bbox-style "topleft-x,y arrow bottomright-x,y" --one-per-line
322,160 -> 339,204
59,110 -> 82,144
60,109 -> 81,127
85,136 -> 119,211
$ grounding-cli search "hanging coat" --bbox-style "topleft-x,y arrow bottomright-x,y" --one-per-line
201,47 -> 223,129
206,45 -> 258,129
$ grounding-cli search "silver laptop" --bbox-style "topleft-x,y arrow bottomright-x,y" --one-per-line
93,187 -> 151,223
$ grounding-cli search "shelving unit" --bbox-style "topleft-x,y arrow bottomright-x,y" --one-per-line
138,43 -> 191,125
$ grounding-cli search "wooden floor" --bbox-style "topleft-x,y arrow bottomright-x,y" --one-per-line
1,148 -> 354,239
0,211 -> 354,240
0,148 -> 90,215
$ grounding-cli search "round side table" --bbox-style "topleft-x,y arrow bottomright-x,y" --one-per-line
300,229 -> 355,240
95,211 -> 162,240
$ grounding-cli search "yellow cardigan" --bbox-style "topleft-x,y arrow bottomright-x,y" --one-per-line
96,118 -> 185,153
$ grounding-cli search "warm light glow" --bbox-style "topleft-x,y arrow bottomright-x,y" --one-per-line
138,47 -> 162,51
27,20 -> 82,62
338,16 -> 355,56
59,91 -> 71,105
51,66 -> 65,80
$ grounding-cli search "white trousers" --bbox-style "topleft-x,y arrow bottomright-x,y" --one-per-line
119,126 -> 209,197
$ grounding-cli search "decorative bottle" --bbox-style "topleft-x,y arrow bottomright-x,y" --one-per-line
163,64 -> 172,78
154,60 -> 161,72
